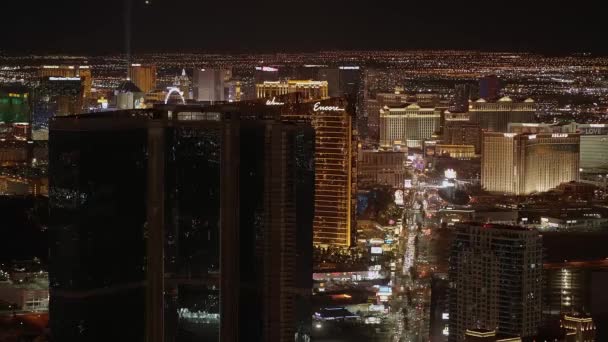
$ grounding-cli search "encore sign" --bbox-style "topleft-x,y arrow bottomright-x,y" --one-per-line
313,102 -> 345,112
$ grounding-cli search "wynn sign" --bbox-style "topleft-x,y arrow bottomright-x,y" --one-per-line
265,97 -> 285,106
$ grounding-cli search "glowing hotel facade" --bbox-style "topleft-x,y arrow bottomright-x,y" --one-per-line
256,80 -> 329,101
379,103 -> 442,149
481,132 -> 580,195
469,97 -> 536,133
257,84 -> 356,247
277,97 -> 357,247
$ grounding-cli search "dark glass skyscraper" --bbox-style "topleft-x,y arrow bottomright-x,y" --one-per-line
448,223 -> 543,341
49,101 -> 314,342
478,75 -> 502,101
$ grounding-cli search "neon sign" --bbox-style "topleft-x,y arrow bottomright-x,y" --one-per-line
164,87 -> 186,105
255,66 -> 278,72
444,169 -> 457,180
265,97 -> 284,106
49,77 -> 81,81
313,102 -> 345,112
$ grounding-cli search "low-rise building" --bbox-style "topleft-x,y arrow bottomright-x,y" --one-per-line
539,213 -> 608,231
358,150 -> 406,188
0,268 -> 48,312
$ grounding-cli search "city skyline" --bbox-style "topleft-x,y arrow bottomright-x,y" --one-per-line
1,7 -> 608,340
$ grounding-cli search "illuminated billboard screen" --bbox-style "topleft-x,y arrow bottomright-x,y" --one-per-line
370,247 -> 383,255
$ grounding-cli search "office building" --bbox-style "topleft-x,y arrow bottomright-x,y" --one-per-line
469,97 -> 535,133
479,75 -> 502,101
49,101 -> 314,342
481,132 -> 580,195
358,150 -> 406,188
128,64 -> 157,94
256,80 -> 329,101
448,223 -> 543,341
379,103 -> 441,149
193,68 -> 226,102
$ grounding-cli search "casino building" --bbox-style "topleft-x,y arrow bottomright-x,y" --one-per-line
482,132 -> 580,195
257,85 -> 357,247
379,103 -> 442,149
256,80 -> 329,101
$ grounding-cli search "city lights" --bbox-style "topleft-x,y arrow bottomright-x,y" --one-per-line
0,5 -> 605,342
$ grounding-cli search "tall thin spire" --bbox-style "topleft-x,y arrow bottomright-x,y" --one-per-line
125,0 -> 132,80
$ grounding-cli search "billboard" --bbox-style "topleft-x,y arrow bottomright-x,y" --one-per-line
394,190 -> 404,206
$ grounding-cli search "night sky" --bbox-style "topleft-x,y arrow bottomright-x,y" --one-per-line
1,1 -> 606,54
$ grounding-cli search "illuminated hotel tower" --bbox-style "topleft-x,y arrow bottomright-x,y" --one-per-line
481,132 -> 580,195
128,64 -> 157,94
265,92 -> 356,247
256,80 -> 329,101
308,99 -> 356,246
379,103 -> 442,148
39,65 -> 92,99
469,97 -> 535,133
